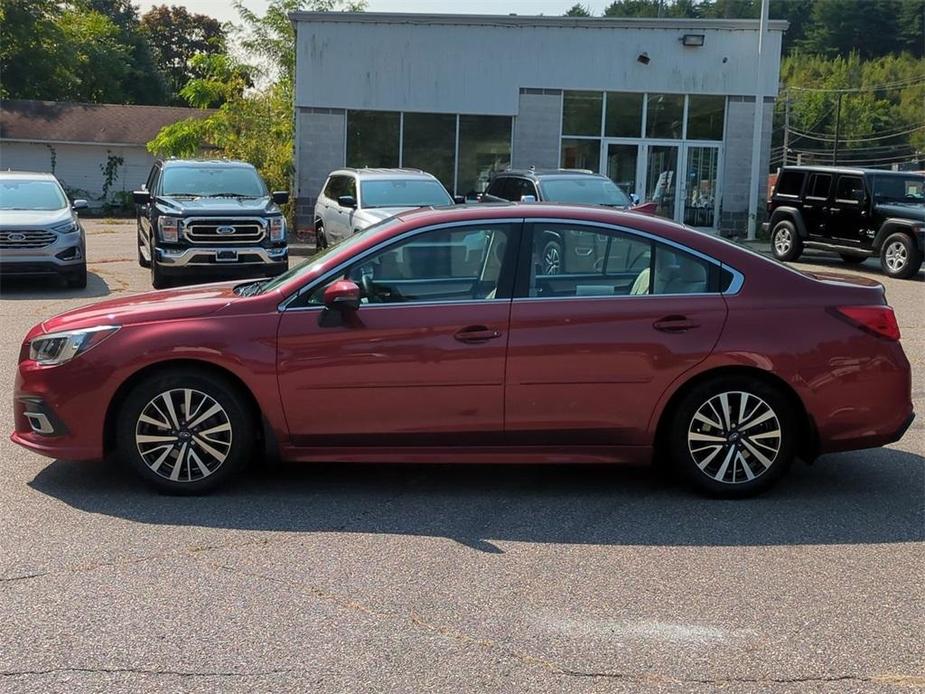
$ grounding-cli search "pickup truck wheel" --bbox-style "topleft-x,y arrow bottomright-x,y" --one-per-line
880,233 -> 923,280
771,221 -> 802,261
151,256 -> 171,290
839,254 -> 866,265
115,369 -> 254,495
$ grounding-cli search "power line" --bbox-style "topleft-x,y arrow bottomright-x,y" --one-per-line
787,123 -> 925,143
785,75 -> 925,94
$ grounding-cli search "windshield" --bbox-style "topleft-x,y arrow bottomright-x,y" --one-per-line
0,179 -> 68,210
539,177 -> 631,207
161,166 -> 267,198
360,179 -> 453,208
256,218 -> 403,295
872,175 -> 925,205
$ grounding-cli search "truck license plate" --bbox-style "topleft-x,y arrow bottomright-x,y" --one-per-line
216,250 -> 238,262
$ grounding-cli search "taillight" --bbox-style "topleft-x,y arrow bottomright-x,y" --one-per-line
833,305 -> 901,341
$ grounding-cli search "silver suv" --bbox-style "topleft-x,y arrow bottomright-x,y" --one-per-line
0,172 -> 88,288
313,168 -> 456,247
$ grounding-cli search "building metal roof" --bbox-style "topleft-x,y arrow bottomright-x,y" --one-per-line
0,99 -> 212,147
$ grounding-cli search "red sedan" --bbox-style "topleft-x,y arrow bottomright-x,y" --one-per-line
11,205 -> 914,497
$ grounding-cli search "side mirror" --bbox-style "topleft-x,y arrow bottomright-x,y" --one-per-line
323,279 -> 360,312
453,195 -> 466,205
272,190 -> 290,205
629,193 -> 640,205
519,194 -> 537,203
338,195 -> 357,209
133,190 -> 151,205
72,199 -> 88,210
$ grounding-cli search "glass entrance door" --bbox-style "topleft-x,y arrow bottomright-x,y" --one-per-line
605,143 -> 639,201
644,145 -> 679,219
682,145 -> 720,229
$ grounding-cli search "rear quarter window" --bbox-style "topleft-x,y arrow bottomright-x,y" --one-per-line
775,171 -> 805,197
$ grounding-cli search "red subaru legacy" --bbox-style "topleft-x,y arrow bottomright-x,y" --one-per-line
12,205 -> 914,497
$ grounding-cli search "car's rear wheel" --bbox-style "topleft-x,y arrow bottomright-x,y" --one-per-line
839,254 -> 866,265
770,220 -> 802,261
880,233 -> 923,280
670,377 -> 796,498
315,222 -> 328,251
115,369 -> 254,494
541,239 -> 562,275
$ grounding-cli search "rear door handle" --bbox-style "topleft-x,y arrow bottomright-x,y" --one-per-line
454,325 -> 502,343
653,315 -> 700,333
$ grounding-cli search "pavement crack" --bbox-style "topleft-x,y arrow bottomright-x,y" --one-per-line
0,666 -> 294,679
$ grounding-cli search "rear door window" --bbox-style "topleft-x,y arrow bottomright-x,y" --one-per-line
775,171 -> 805,197
806,173 -> 832,199
835,176 -> 865,203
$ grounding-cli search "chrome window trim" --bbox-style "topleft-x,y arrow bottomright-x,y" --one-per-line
277,216 -> 745,311
278,218 -> 525,311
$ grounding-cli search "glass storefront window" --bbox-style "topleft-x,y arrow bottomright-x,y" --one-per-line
605,92 -> 643,138
562,91 -> 603,136
560,138 -> 600,171
686,95 -> 725,141
346,111 -> 400,168
457,115 -> 512,198
645,94 -> 684,139
401,112 -> 457,192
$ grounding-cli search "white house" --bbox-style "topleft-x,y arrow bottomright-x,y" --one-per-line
0,99 -> 210,208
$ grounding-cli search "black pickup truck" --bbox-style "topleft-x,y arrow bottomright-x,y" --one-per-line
765,166 -> 924,279
133,159 -> 289,289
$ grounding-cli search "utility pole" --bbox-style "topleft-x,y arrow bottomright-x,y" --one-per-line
746,0 -> 770,240
832,93 -> 842,166
782,93 -> 790,166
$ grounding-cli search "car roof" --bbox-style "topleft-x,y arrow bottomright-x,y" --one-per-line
780,165 -> 922,178
495,168 -> 604,180
0,170 -> 59,181
333,168 -> 438,180
160,158 -> 256,169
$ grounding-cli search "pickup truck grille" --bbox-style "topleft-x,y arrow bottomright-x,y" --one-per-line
184,218 -> 266,244
0,230 -> 57,249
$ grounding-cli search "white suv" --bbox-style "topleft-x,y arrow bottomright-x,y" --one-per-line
313,168 -> 455,247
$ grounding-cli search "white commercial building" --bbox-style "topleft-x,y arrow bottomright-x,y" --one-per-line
290,12 -> 785,235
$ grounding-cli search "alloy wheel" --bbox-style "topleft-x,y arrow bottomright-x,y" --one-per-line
885,241 -> 908,272
687,391 -> 782,485
135,388 -> 232,483
774,228 -> 792,256
543,243 -> 561,275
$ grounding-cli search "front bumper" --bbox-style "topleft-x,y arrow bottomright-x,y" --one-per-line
0,245 -> 85,277
155,245 -> 288,267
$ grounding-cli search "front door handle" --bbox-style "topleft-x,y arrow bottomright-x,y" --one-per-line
454,325 -> 502,343
653,315 -> 700,333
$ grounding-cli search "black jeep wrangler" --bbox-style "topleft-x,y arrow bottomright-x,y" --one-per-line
765,166 -> 924,279
134,159 -> 290,289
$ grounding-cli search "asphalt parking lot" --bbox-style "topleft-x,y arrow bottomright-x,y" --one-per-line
0,219 -> 922,693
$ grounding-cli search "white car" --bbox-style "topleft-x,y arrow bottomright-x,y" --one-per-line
313,168 -> 456,247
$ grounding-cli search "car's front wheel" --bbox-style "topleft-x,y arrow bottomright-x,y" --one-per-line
116,369 -> 255,494
670,377 -> 796,498
64,263 -> 87,289
880,232 -> 923,280
770,220 -> 802,261
541,239 -> 563,275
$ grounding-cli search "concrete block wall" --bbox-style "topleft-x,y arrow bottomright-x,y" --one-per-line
295,107 -> 346,232
511,89 -> 562,170
719,96 -> 775,235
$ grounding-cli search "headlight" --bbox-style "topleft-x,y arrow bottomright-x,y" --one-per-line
29,325 -> 119,366
269,216 -> 286,242
158,216 -> 181,243
51,220 -> 80,234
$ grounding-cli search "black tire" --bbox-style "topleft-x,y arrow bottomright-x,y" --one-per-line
880,232 -> 923,280
541,239 -> 563,275
64,264 -> 87,289
137,231 -> 151,268
669,376 -> 796,498
770,220 -> 803,262
839,254 -> 866,265
150,253 -> 171,290
115,368 -> 255,494
315,223 -> 328,251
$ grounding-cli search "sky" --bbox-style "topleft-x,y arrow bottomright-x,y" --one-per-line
176,0 -> 580,25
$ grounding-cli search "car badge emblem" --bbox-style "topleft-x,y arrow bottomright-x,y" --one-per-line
216,225 -> 236,235
7,233 -> 26,241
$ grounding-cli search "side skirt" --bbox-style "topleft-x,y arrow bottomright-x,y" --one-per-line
277,445 -> 652,465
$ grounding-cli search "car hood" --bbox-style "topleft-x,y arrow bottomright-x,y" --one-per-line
40,282 -> 243,333
874,202 -> 925,222
155,196 -> 280,216
0,207 -> 74,229
356,206 -> 420,225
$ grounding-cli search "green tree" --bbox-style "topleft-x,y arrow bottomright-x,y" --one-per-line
141,5 -> 227,104
56,9 -> 133,102
564,3 -> 593,16
0,0 -> 70,99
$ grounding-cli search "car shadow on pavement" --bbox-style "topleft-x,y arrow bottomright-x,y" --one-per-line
0,271 -> 112,299
28,447 -> 924,549
793,252 -> 925,281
